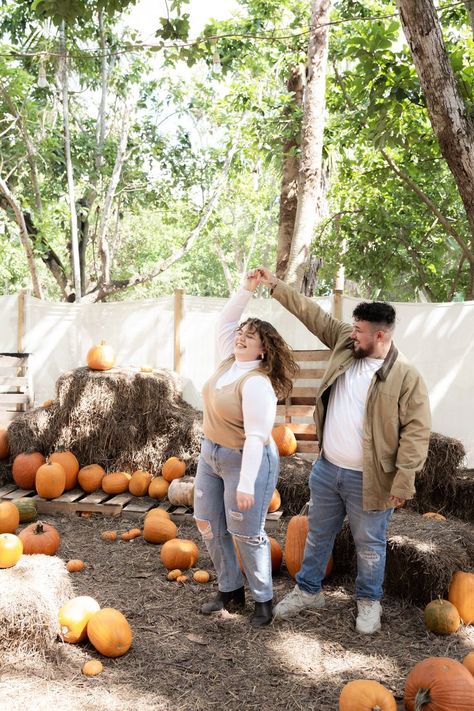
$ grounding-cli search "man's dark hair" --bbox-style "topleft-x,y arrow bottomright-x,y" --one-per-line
352,301 -> 396,328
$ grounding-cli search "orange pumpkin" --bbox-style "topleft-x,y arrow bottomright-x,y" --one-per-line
87,608 -> 133,657
268,489 -> 281,513
404,656 -> 474,711
78,464 -> 106,493
128,470 -> 152,497
422,511 -> 446,521
42,399 -> 55,408
167,568 -> 182,581
448,571 -> 474,624
59,595 -> 101,643
66,559 -> 85,573
463,651 -> 474,676
101,530 -> 117,541
0,533 -> 23,568
143,516 -> 177,544
19,521 -> 61,555
12,451 -> 45,489
0,501 -> 20,534
121,528 -> 142,541
161,456 -> 186,482
424,599 -> 461,635
0,427 -> 9,459
86,341 -> 116,371
35,460 -> 66,499
160,538 -> 199,570
339,679 -> 396,710
50,451 -> 80,490
145,507 -> 171,520
148,476 -> 170,500
82,660 -> 104,676
271,424 -> 297,456
193,570 -> 210,584
101,472 -> 131,495
285,513 -> 333,579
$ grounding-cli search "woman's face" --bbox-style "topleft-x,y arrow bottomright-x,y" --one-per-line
233,323 -> 265,362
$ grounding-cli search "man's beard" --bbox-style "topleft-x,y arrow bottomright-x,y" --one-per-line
351,342 -> 373,359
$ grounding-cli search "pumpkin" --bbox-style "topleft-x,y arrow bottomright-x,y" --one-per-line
0,533 -> 23,568
87,608 -> 133,657
66,559 -> 85,573
160,538 -> 199,570
271,424 -> 297,456
82,660 -> 104,676
140,365 -> 153,373
424,599 -> 460,635
86,340 -> 116,371
193,570 -> 210,584
12,451 -> 45,489
0,427 -> 9,459
404,656 -> 474,711
35,460 -> 66,499
101,530 -> 117,541
42,399 -> 55,408
268,489 -> 281,513
145,507 -> 171,521
128,470 -> 153,497
78,464 -> 106,493
167,569 -> 182,581
167,477 -> 195,507
143,516 -> 177,544
448,571 -> 474,624
176,575 -> 189,584
50,451 -> 80,490
12,498 -> 37,523
285,513 -> 334,579
59,595 -> 101,643
339,679 -> 397,711
422,512 -> 446,521
235,536 -> 283,575
0,501 -> 20,534
102,472 -> 131,495
19,520 -> 61,555
162,456 -> 186,482
148,476 -> 170,500
121,528 -> 142,541
463,651 -> 474,676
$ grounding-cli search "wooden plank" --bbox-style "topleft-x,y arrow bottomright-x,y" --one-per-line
0,376 -> 29,387
276,405 -> 315,417
296,441 -> 319,454
294,368 -> 327,379
289,386 -> 317,399
0,355 -> 29,367
103,493 -> 133,506
0,483 -> 19,498
52,488 -> 85,503
0,393 -> 30,405
80,491 -> 111,504
3,488 -> 34,500
293,350 -> 331,361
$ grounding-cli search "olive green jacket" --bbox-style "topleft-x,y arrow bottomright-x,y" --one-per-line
272,280 -> 431,510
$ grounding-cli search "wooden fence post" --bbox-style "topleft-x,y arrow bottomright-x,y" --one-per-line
174,288 -> 184,373
17,290 -> 26,353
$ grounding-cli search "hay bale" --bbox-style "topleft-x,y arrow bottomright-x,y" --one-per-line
333,508 -> 474,605
0,554 -> 73,659
7,367 -> 202,476
277,456 -> 311,515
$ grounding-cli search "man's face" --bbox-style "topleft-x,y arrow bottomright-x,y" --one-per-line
350,319 -> 379,359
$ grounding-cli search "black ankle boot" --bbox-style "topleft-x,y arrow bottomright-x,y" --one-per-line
200,586 -> 245,615
250,600 -> 273,628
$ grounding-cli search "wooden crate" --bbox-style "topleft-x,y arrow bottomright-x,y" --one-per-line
275,349 -> 330,459
0,353 -> 32,425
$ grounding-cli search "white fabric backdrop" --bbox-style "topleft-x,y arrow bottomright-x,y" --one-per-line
0,292 -> 472,466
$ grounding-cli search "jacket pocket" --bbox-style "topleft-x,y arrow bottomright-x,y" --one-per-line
381,458 -> 396,474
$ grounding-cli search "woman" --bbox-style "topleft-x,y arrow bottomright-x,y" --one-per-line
194,269 -> 299,627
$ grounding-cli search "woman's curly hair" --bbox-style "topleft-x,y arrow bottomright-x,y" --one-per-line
237,317 -> 299,399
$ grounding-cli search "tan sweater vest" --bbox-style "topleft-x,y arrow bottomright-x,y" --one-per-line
202,358 -> 270,449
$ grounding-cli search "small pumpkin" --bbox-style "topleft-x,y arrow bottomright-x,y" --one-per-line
339,679 -> 397,711
0,533 -> 23,568
19,521 -> 61,555
0,501 -> 20,534
463,651 -> 474,676
128,470 -> 153,497
167,477 -> 195,508
448,571 -> 474,624
42,399 -> 55,408
101,530 -> 117,541
50,451 -> 80,490
121,528 -> 142,541
422,511 -> 446,521
148,476 -> 170,500
143,516 -> 177,544
87,608 -> 133,658
78,464 -> 106,493
12,498 -> 37,523
167,568 -> 182,581
145,507 -> 171,520
268,489 -> 281,513
12,451 -> 46,490
66,559 -> 85,573
404,656 -> 474,711
176,575 -> 189,584
140,365 -> 153,373
271,424 -> 297,456
424,599 -> 461,635
0,427 -> 9,459
59,595 -> 101,643
35,460 -> 66,499
285,512 -> 333,579
161,456 -> 186,482
193,570 -> 210,584
82,660 -> 104,676
101,472 -> 131,495
160,538 -> 199,571
86,340 -> 116,371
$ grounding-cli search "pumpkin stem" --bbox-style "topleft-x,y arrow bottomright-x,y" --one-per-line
34,521 -> 45,535
414,688 -> 431,711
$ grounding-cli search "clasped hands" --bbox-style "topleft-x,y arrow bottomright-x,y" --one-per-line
243,266 -> 276,292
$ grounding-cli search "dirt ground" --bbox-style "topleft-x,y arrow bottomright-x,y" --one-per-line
1,513 -> 473,711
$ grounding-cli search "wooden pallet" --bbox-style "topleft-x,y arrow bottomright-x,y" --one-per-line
0,353 -> 32,425
0,483 -> 283,530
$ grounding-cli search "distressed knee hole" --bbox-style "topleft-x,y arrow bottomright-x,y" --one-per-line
358,548 -> 380,565
195,487 -> 203,499
233,532 -> 264,546
229,509 -> 243,522
195,518 -> 213,540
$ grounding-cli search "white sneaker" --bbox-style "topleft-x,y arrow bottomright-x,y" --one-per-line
356,599 -> 382,634
273,585 -> 325,620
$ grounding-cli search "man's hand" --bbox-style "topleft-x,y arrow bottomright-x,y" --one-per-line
236,491 -> 254,511
243,268 -> 261,292
253,266 -> 277,290
390,495 -> 405,508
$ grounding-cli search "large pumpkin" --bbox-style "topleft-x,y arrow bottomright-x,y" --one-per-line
0,427 -> 9,459
35,460 -> 66,499
86,340 -> 116,371
19,521 -> 61,555
0,533 -> 23,568
268,489 -> 281,513
87,608 -> 132,657
404,656 -> 474,711
463,651 -> 474,676
128,470 -> 152,497
271,424 -> 297,456
78,464 -> 106,493
162,456 -> 186,482
148,476 -> 170,500
12,451 -> 46,489
0,501 -> 20,534
285,513 -> 333,579
448,571 -> 474,624
50,451 -> 80,490
424,599 -> 461,635
167,477 -> 195,507
102,472 -> 131,495
339,679 -> 397,711
143,516 -> 177,544
59,595 -> 101,643
160,538 -> 199,570
145,507 -> 171,521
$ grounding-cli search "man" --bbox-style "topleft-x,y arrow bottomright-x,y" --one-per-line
257,267 -> 431,634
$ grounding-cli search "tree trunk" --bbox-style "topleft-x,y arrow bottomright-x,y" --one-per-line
285,0 -> 331,291
463,1 -> 474,39
275,65 -> 305,279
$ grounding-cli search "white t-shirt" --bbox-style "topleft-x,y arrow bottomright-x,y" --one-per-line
323,358 -> 381,471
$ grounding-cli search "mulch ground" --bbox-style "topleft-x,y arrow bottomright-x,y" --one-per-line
1,513 -> 473,711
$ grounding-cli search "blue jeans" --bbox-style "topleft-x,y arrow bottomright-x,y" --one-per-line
193,436 -> 279,603
296,456 -> 394,601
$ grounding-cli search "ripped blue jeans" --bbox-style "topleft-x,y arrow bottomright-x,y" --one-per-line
193,436 -> 279,603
